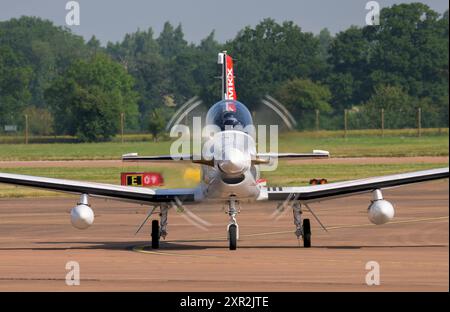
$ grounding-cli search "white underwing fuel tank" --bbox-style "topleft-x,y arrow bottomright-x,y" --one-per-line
368,189 -> 395,225
70,194 -> 94,229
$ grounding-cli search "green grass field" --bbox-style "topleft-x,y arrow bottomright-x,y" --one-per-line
0,130 -> 448,160
0,129 -> 447,198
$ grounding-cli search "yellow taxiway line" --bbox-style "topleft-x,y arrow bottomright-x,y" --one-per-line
236,216 -> 449,238
132,216 -> 448,256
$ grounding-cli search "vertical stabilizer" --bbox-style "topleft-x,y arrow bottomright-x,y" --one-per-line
218,52 -> 237,101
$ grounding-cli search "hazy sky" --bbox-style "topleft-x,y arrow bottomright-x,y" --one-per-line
0,0 -> 448,45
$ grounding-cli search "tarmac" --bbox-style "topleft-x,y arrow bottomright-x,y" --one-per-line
0,179 -> 447,291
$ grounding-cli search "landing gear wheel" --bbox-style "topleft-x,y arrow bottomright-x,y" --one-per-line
229,224 -> 237,250
151,219 -> 160,249
303,219 -> 311,248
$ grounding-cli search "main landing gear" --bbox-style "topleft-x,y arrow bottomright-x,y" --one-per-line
227,196 -> 240,250
151,219 -> 160,249
150,204 -> 170,249
293,202 -> 311,248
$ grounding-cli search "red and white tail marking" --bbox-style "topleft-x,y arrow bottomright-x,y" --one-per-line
225,55 -> 237,101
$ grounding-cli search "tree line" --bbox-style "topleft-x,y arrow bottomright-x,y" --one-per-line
0,3 -> 448,141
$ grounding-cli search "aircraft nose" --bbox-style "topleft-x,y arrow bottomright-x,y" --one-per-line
218,148 -> 250,175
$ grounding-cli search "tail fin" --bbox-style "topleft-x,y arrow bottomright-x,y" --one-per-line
218,52 -> 237,101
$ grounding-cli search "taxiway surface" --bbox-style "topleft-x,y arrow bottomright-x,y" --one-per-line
0,181 -> 448,291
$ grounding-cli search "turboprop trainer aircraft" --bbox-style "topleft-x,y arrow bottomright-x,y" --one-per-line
0,52 -> 448,250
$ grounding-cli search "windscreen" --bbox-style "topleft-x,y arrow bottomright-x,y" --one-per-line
205,100 -> 253,132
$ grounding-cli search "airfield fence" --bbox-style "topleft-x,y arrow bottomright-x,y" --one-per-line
0,107 -> 448,144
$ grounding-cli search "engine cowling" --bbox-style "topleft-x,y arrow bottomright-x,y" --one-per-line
368,200 -> 395,225
70,204 -> 94,229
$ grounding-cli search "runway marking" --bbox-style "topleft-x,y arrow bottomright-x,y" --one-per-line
132,245 -> 192,257
140,215 -> 448,242
237,216 -> 449,238
327,216 -> 449,231
131,216 -> 448,257
129,248 -> 448,268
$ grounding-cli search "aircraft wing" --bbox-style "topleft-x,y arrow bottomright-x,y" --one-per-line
122,153 -> 192,162
0,172 -> 199,205
263,167 -> 449,203
122,153 -> 213,166
256,150 -> 329,160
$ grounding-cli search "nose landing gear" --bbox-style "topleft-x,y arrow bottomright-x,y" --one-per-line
226,197 -> 240,250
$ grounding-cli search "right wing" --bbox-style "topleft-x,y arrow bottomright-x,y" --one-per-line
264,167 -> 449,203
257,150 -> 330,159
255,150 -> 329,163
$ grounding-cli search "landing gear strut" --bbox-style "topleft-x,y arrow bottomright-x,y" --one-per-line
293,202 -> 311,248
160,204 -> 169,239
227,197 -> 239,250
150,204 -> 170,249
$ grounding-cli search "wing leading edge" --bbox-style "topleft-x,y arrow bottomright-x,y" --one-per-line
0,172 -> 198,204
265,167 -> 449,203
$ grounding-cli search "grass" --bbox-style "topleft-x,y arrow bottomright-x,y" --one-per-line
0,133 -> 156,144
0,128 -> 447,198
0,162 -> 447,198
262,162 -> 448,186
1,128 -> 448,144
0,141 -> 173,161
0,130 -> 448,161
279,135 -> 448,157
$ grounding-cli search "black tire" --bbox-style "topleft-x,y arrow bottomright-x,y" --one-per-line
229,225 -> 237,250
151,220 -> 160,249
303,219 -> 311,248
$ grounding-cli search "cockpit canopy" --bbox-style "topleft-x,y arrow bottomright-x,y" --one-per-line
205,100 -> 253,132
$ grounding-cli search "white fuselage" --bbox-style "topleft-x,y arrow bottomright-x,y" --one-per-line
199,130 -> 262,201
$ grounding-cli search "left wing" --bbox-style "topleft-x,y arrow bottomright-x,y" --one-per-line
0,172 -> 199,205
263,167 -> 449,203
122,153 -> 192,162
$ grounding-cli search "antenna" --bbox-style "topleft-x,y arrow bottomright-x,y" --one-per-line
218,51 -> 227,100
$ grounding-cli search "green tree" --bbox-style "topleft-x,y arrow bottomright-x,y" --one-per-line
0,45 -> 32,127
45,54 -> 139,142
0,16 -> 88,108
275,78 -> 332,129
23,106 -> 54,136
326,72 -> 354,112
327,26 -> 371,107
1,8 -> 448,133
148,107 -> 170,142
317,28 -> 332,61
227,19 -> 326,108
328,4 -> 448,122
365,4 -> 448,98
107,27 -> 171,129
194,31 -> 223,104
358,85 -> 416,129
87,35 -> 102,56
157,22 -> 188,59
